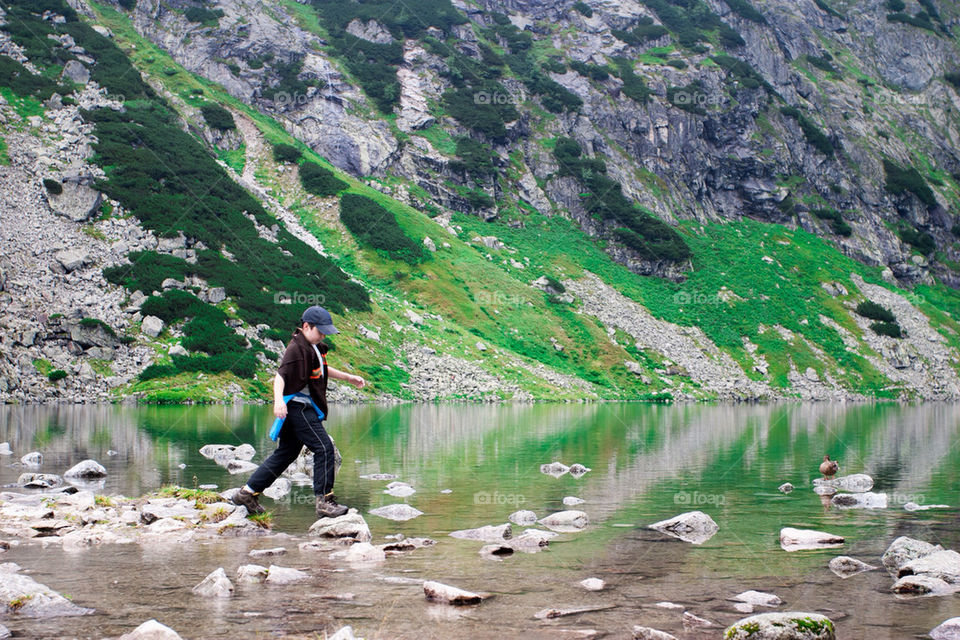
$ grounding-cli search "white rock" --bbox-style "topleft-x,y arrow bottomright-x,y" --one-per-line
563,496 -> 585,506
226,460 -> 258,475
779,527 -> 844,551
0,443 -> 11,455
632,626 -> 678,640
883,537 -> 944,575
508,510 -> 537,525
891,574 -> 958,595
331,542 -> 386,563
141,315 -> 164,338
682,611 -> 715,628
732,590 -> 781,607
265,565 -> 308,585
0,564 -> 94,617
328,626 -> 358,640
540,461 -> 569,477
359,473 -> 399,480
199,444 -> 235,460
308,509 -> 372,542
724,612 -> 835,639
831,491 -> 887,509
778,483 -> 793,494
649,511 -> 718,545
192,568 -> 233,598
20,451 -> 42,466
829,556 -> 878,578
813,473 -> 873,493
118,619 -> 184,640
931,617 -> 960,640
262,478 -> 291,500
383,483 -> 416,498
64,459 -> 107,478
568,463 -> 591,478
423,580 -> 483,605
369,504 -> 423,521
233,444 -> 256,460
579,578 -> 605,591
248,547 -> 286,558
899,549 -> 960,584
450,523 -> 512,542
236,565 -> 268,584
539,510 -> 589,532
904,502 -> 951,511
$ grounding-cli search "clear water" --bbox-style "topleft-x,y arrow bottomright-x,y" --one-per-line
1,403 -> 959,639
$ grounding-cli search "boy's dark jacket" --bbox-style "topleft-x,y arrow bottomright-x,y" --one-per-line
277,330 -> 329,417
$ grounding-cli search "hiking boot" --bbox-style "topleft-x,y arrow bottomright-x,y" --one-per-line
231,488 -> 265,515
315,494 -> 348,519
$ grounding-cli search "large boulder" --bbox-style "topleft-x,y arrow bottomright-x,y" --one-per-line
308,509 -> 372,543
54,248 -> 92,272
882,536 -> 943,575
236,565 -> 268,584
931,617 -> 960,640
0,564 -> 94,617
46,181 -> 102,223
191,568 -> 233,598
898,549 -> 960,584
649,511 -> 718,544
141,315 -> 164,338
64,460 -> 107,479
265,565 -> 308,585
119,619 -> 184,640
779,528 -> 844,551
724,612 -> 836,639
891,575 -> 957,595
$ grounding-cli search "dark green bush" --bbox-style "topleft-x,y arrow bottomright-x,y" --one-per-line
43,178 -> 63,194
780,107 -> 834,156
199,103 -> 235,131
871,321 -> 903,338
183,7 -> 224,24
856,300 -> 896,323
140,290 -> 206,323
613,58 -> 651,103
666,59 -> 688,69
48,369 -> 68,382
450,137 -> 496,177
725,0 -> 767,23
79,317 -> 117,336
339,193 -> 426,264
612,23 -> 669,45
886,12 -> 937,32
272,143 -> 301,163
299,161 -> 348,196
814,0 -> 843,17
952,222 -> 960,236
807,54 -> 840,75
570,60 -> 609,81
442,85 -> 518,141
885,0 -> 905,10
118,0 -> 136,9
884,159 -> 936,207
899,226 -> 936,253
0,54 -> 69,101
545,276 -> 566,292
572,1 -> 593,17
139,363 -> 178,380
812,208 -> 852,236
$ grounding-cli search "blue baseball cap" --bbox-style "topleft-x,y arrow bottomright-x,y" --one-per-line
301,305 -> 339,334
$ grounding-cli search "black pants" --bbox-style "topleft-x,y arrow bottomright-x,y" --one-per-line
246,401 -> 335,496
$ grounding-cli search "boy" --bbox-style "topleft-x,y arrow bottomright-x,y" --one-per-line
232,305 -> 366,518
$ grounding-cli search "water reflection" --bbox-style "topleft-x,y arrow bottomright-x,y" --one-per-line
0,402 -> 958,639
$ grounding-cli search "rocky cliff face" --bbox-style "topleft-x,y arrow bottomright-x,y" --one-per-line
114,0 -> 960,285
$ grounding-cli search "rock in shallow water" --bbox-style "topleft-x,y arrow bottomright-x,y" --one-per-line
369,503 -> 423,521
891,574 -> 958,595
192,567 -> 233,598
17,473 -> 62,489
831,492 -> 887,509
778,482 -> 794,494
118,619 -> 184,640
813,473 -> 873,493
308,509 -> 372,543
931,617 -> 960,640
538,510 -> 589,532
508,509 -> 537,525
732,590 -> 782,607
265,565 -> 308,584
898,549 -> 960,584
579,578 -> 605,591
0,563 -> 94,617
779,527 -> 844,551
882,536 -> 944,575
724,612 -> 836,639
540,461 -> 569,478
236,564 -> 268,584
632,626 -> 677,640
450,523 -> 512,542
649,511 -> 718,545
423,580 -> 483,605
829,556 -> 878,578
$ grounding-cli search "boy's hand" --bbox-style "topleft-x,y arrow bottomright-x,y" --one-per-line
351,374 -> 366,389
274,400 -> 287,419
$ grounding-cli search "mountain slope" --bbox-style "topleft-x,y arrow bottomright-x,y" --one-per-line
2,0 -> 960,403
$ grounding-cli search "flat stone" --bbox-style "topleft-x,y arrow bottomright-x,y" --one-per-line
931,617 -> 960,640
898,549 -> 960,584
829,556 -> 878,578
308,509 -> 372,543
540,461 -> 569,477
450,523 -> 512,542
248,547 -> 286,558
891,574 -> 957,596
539,510 -> 589,533
779,527 -> 844,551
330,542 -> 386,563
813,473 -> 873,493
369,504 -> 423,521
568,463 -> 591,478
579,578 -> 605,591
632,627 -> 678,640
883,536 -> 944,575
423,580 -> 483,605
535,605 -> 618,619
119,619 -> 184,640
649,511 -> 718,544
508,510 -> 538,525
265,565 -> 308,584
831,492 -> 887,509
724,612 -> 835,639
0,564 -> 94,617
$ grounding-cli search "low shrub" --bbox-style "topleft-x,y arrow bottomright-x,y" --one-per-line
339,193 -> 426,264
272,143 -> 301,163
855,300 -> 895,323
871,321 -> 903,338
199,103 -> 235,131
299,161 -> 348,197
42,178 -> 63,194
884,159 -> 936,207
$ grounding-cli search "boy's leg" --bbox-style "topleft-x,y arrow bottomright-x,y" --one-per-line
289,403 -> 336,495
244,416 -> 305,494
288,403 -> 346,518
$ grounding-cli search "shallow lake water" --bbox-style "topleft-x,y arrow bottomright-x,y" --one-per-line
1,402 -> 959,639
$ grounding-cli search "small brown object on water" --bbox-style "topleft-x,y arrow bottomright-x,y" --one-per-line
820,455 -> 838,479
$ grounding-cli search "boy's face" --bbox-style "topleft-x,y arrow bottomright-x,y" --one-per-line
302,322 -> 325,344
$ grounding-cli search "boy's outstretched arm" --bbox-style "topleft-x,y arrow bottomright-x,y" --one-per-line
273,373 -> 287,418
327,366 -> 366,389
